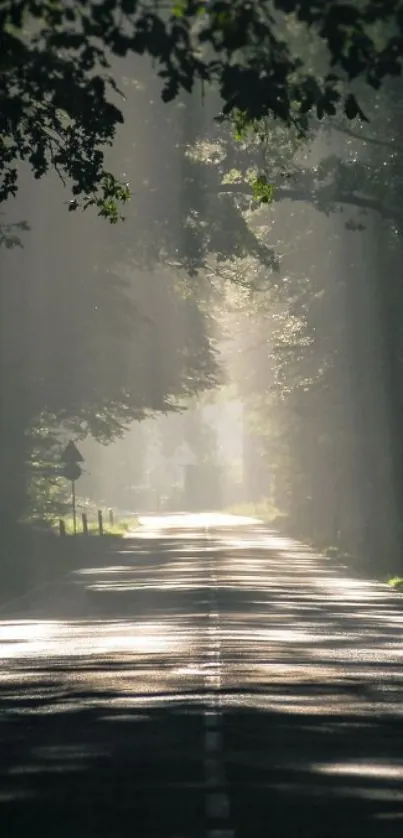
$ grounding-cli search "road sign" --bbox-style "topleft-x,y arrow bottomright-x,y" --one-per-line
60,442 -> 84,534
61,440 -> 84,464
62,462 -> 82,482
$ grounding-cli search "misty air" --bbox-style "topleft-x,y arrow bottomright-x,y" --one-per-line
1,3 -> 403,837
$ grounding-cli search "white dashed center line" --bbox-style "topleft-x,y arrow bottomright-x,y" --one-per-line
204,543 -> 234,838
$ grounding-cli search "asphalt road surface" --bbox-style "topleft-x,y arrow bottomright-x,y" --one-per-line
1,512 -> 403,838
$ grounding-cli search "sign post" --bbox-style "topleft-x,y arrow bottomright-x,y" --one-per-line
61,441 -> 84,534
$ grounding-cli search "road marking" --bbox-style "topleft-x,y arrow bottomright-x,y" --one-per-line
205,676 -> 221,691
205,730 -> 222,754
204,539 -> 234,838
206,792 -> 230,820
205,757 -> 224,787
207,652 -> 221,666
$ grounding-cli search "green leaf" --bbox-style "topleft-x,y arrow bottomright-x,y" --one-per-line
251,174 -> 274,205
171,1 -> 187,17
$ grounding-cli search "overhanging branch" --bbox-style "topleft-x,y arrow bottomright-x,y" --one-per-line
217,182 -> 396,222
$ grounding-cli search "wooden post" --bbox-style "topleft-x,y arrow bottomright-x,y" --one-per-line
82,512 -> 88,535
71,480 -> 77,534
98,509 -> 103,536
59,519 -> 66,537
108,508 -> 114,527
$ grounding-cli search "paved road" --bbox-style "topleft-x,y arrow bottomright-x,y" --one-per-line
1,512 -> 403,837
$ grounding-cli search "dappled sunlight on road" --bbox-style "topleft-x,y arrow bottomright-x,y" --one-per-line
2,515 -> 403,836
0,619 -> 181,659
138,511 -> 262,527
313,760 -> 403,779
0,612 -> 204,718
135,511 -> 261,535
2,517 -> 403,721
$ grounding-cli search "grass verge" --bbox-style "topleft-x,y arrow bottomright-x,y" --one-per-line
51,514 -> 139,537
387,576 -> 403,591
226,501 -> 286,526
0,519 -> 139,607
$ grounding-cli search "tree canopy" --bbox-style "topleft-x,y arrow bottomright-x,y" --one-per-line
3,0 -> 403,568
2,1 -> 403,217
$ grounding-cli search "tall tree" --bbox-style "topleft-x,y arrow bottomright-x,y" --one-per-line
0,175 -> 220,525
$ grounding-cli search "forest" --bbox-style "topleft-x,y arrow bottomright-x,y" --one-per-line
2,1 -> 403,579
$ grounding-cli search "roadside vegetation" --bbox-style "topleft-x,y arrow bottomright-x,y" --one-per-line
0,496 -> 139,607
226,502 -> 285,527
229,501 -> 403,591
387,576 -> 403,592
54,513 -> 139,537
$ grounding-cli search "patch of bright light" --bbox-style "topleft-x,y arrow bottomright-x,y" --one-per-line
136,512 -> 261,530
312,761 -> 403,779
0,619 -> 180,659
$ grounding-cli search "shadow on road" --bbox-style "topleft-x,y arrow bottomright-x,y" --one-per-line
0,689 -> 205,838
225,704 -> 403,838
0,680 -> 403,837
1,527 -> 403,836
